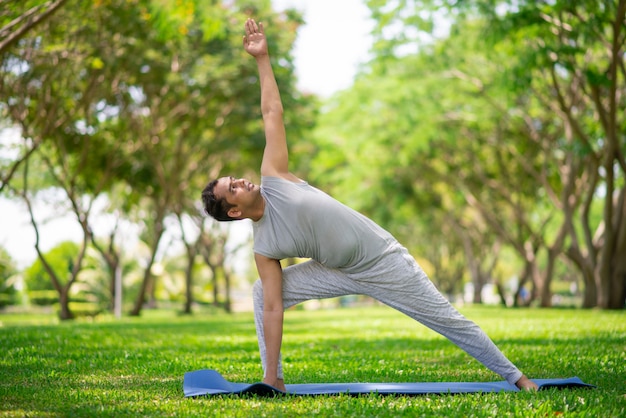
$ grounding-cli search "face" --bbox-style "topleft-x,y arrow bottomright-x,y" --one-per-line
214,176 -> 259,216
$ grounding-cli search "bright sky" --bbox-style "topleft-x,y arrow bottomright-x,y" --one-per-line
0,0 -> 373,268
271,0 -> 373,97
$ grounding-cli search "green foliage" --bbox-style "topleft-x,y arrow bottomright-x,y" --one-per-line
0,306 -> 624,416
2,0 -> 312,201
24,241 -> 79,295
0,246 -> 16,282
2,0 -> 623,312
309,0 -> 624,307
1,0 -> 315,316
0,246 -> 17,307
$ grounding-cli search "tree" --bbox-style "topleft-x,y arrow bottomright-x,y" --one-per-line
198,220 -> 232,312
0,246 -> 18,308
1,0 -> 139,318
476,0 -> 626,308
88,193 -> 132,317
1,0 -> 314,317
121,4 -> 281,315
0,0 -> 69,193
308,15 -> 523,299
0,0 -> 68,54
117,3 -> 311,315
23,240 -> 80,315
358,0 -> 625,308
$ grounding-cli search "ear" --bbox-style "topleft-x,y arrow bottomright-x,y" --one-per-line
227,207 -> 242,219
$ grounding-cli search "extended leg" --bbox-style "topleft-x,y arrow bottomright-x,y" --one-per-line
348,246 -> 524,386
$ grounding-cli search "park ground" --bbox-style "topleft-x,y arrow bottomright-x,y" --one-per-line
1,305 -> 625,417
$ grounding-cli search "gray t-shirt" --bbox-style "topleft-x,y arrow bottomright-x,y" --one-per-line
252,176 -> 396,273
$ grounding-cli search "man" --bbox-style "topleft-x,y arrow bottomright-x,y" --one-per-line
202,18 -> 538,392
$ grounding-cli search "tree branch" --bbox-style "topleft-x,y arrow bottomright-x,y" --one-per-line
0,0 -> 69,54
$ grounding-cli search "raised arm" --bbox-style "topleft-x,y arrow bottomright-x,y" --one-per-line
243,19 -> 289,178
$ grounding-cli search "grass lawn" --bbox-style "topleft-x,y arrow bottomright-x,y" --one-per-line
1,304 -> 625,417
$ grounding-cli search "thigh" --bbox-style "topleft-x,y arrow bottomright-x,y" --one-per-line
281,260 -> 360,309
350,247 -> 464,325
357,250 -> 487,345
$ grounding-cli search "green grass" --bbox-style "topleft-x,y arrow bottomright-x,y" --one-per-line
1,305 -> 625,417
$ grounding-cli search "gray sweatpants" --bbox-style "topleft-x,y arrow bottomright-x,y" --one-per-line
253,243 -> 523,386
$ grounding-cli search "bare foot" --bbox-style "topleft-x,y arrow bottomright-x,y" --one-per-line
515,375 -> 539,391
263,377 -> 287,392
275,378 -> 287,392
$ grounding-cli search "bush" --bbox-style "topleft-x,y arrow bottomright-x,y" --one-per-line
0,292 -> 15,309
55,301 -> 104,318
27,290 -> 58,306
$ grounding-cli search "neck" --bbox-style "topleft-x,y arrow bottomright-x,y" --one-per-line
249,195 -> 266,222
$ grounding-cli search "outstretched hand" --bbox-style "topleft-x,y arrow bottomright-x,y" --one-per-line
243,18 -> 268,57
515,375 -> 538,391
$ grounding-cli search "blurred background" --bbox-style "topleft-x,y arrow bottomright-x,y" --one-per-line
1,0 -> 624,320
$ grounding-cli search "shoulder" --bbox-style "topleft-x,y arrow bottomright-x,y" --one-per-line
262,172 -> 304,183
261,175 -> 307,189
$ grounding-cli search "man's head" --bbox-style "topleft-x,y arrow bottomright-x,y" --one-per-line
202,178 -> 236,221
202,176 -> 261,222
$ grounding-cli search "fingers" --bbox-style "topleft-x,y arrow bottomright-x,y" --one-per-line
243,18 -> 254,46
245,18 -> 256,36
245,18 -> 263,36
243,18 -> 264,50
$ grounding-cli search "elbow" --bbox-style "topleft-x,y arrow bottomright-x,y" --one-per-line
263,109 -> 283,120
263,294 -> 284,313
264,301 -> 284,313
262,106 -> 283,120
264,307 -> 284,316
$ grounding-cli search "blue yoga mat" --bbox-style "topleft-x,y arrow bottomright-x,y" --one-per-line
183,369 -> 594,397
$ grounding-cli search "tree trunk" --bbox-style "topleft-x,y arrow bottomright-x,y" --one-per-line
224,268 -> 232,313
523,242 -> 548,307
212,266 -> 220,307
514,263 -> 532,307
540,245 -> 561,307
130,268 -> 152,316
567,245 -> 598,308
58,287 -> 74,320
531,261 -> 549,307
582,269 -> 598,308
114,263 -> 122,319
456,224 -> 483,304
91,240 -> 121,314
494,279 -> 508,306
595,1 -> 626,308
130,219 -> 164,316
608,187 -> 626,308
147,273 -> 157,309
183,249 -> 194,314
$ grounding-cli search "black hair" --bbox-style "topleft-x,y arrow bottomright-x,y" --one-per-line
201,179 -> 237,222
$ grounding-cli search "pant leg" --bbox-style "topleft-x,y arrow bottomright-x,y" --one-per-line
347,245 -> 523,386
253,260 -> 359,379
253,247 -> 523,385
